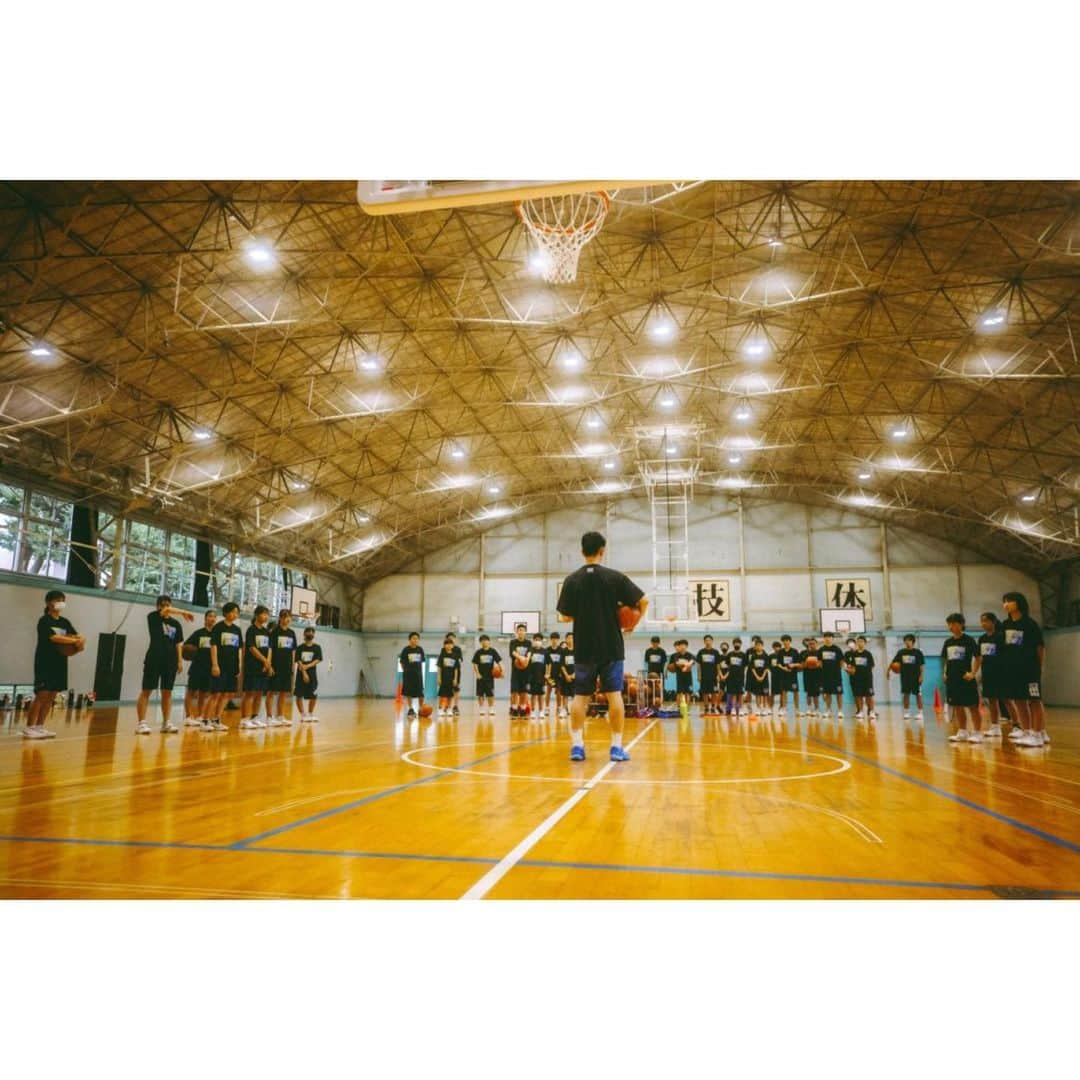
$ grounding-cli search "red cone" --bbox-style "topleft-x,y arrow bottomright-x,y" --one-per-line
933,686 -> 943,712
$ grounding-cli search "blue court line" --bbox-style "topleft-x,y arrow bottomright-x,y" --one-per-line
808,736 -> 1080,856
230,736 -> 549,849
2,832 -> 1078,896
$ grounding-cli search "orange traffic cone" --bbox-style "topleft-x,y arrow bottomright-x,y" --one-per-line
395,680 -> 403,706
933,686 -> 943,712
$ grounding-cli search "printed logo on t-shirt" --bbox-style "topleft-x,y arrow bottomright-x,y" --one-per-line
1004,629 -> 1024,646
198,635 -> 211,650
278,638 -> 294,650
1028,682 -> 1041,698
702,654 -> 715,664
564,654 -> 574,665
478,654 -> 492,666
407,652 -> 422,664
822,648 -> 840,662
855,656 -> 868,666
300,650 -> 314,662
164,624 -> 177,640
946,645 -> 967,661
647,652 -> 662,664
753,658 -> 765,669
730,656 -> 743,666
980,642 -> 997,656
902,655 -> 916,664
255,634 -> 270,649
442,656 -> 457,668
221,632 -> 240,648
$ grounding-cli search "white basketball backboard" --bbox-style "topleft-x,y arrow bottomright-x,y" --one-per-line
820,607 -> 867,634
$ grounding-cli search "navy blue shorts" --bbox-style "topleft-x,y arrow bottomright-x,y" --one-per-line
573,660 -> 624,696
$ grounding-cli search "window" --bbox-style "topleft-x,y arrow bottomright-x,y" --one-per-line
165,531 -> 196,601
97,514 -> 119,589
19,491 -> 72,579
0,482 -> 21,573
209,544 -> 235,606
123,521 -> 167,595
233,553 -> 286,613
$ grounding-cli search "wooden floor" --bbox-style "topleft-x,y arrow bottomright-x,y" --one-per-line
1,699 -> 1078,899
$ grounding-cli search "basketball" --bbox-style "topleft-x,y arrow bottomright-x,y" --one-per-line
617,603 -> 641,632
804,655 -> 821,669
678,658 -> 693,672
890,661 -> 901,674
513,656 -> 529,670
182,643 -> 198,661
492,663 -> 503,679
419,703 -> 433,718
54,640 -> 82,657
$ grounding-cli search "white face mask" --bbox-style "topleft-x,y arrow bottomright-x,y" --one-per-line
54,601 -> 66,612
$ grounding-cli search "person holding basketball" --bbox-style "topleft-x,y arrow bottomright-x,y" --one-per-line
25,589 -> 84,739
556,531 -> 647,762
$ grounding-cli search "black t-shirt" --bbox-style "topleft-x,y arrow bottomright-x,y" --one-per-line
246,624 -> 272,666
545,645 -> 564,673
508,638 -> 532,670
35,613 -> 78,669
472,648 -> 500,679
147,610 -> 184,661
399,645 -> 425,679
696,648 -> 721,676
892,647 -> 924,678
1001,615 -> 1043,673
849,649 -> 874,677
749,650 -> 769,681
556,562 -> 645,664
211,620 -> 244,673
780,648 -> 799,672
669,651 -> 694,676
800,648 -> 819,671
560,645 -> 575,675
437,649 -> 460,683
298,642 -> 323,674
941,634 -> 978,682
270,626 -> 298,670
644,647 -> 667,674
726,649 -> 747,676
976,632 -> 1003,672
528,647 -> 548,678
818,643 -> 845,674
185,627 -> 215,675
768,650 -> 785,673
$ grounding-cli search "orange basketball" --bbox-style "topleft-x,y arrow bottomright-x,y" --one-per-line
513,656 -> 529,670
617,604 -> 641,632
890,661 -> 901,674
804,655 -> 821,669
182,643 -> 199,661
492,664 -> 503,679
419,703 -> 433,718
54,640 -> 82,657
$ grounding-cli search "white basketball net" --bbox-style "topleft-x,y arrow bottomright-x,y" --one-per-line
517,191 -> 610,283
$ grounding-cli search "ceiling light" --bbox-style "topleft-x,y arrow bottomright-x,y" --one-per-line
586,416 -> 602,430
743,340 -> 769,358
734,405 -> 752,421
580,442 -> 612,457
529,251 -> 552,275
659,394 -> 677,409
979,311 -> 1006,329
293,482 -> 308,491
359,356 -> 380,372
30,345 -> 53,358
595,480 -> 629,494
1020,493 -> 1037,502
561,349 -> 583,370
488,485 -> 502,495
728,454 -> 742,465
719,476 -> 750,489
891,427 -> 908,439
450,448 -> 466,460
245,241 -> 276,268
603,461 -> 616,470
726,436 -> 758,450
357,514 -> 371,524
858,471 -> 872,480
666,445 -> 678,455
193,429 -> 213,441
768,238 -> 783,248
649,318 -> 676,342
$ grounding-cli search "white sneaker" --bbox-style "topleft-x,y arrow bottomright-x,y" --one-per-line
39,727 -> 57,738
199,720 -> 215,732
1008,727 -> 1025,741
949,729 -> 969,742
855,711 -> 867,721
1016,731 -> 1045,748
868,711 -> 878,720
902,711 -> 911,720
239,718 -> 260,730
308,713 -> 319,723
279,715 -> 292,726
22,726 -> 45,739
985,724 -> 1002,738
160,722 -> 179,733
968,731 -> 984,744
914,711 -> 924,721
185,716 -> 203,727
135,722 -> 152,735
211,720 -> 229,732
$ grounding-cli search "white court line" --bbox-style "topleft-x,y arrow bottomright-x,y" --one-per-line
461,718 -> 659,901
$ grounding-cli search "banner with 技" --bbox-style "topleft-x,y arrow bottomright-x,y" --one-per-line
689,580 -> 731,622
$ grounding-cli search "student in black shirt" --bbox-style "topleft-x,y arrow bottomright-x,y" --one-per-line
888,634 -> 925,721
471,635 -> 501,716
668,639 -> 694,709
717,641 -> 730,709
644,636 -> 667,705
556,530 -> 647,763
975,612 -> 1009,739
437,637 -> 461,719
399,632 -> 426,719
507,623 -> 532,719
696,635 -> 721,714
25,589 -> 84,739
544,631 -> 565,720
445,632 -> 465,717
295,627 -> 323,721
209,602 -> 244,728
1001,591 -> 1048,747
846,636 -> 875,721
559,632 -> 576,709
135,594 -> 193,735
941,612 -> 981,742
778,635 -> 800,717
818,632 -> 847,720
767,641 -> 785,716
748,641 -> 770,713
724,638 -> 747,718
241,606 -> 274,730
527,633 -> 548,718
183,609 -> 218,729
268,609 -> 298,727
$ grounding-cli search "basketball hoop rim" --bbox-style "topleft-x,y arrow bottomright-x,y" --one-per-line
515,191 -> 611,236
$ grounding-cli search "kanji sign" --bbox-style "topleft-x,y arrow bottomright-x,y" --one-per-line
824,579 -> 872,621
689,579 -> 731,622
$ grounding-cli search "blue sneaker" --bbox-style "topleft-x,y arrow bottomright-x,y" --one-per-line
570,745 -> 586,762
609,745 -> 630,762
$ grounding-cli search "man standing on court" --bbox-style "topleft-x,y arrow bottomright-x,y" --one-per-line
556,531 -> 648,762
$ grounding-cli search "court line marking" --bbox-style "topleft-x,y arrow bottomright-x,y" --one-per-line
231,736 -> 549,848
808,736 -> 1080,855
1,832 -> 1078,896
742,791 -> 883,843
0,876 -> 328,900
460,719 -> 659,901
401,739 -> 851,786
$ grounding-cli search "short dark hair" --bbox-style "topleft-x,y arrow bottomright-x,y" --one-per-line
581,531 -> 606,557
304,627 -> 315,635
823,630 -> 834,637
781,634 -> 792,641
733,637 -> 742,645
253,605 -> 269,620
980,611 -> 1001,630
1002,591 -> 1029,616
704,635 -> 713,642
857,635 -> 866,643
515,623 -> 527,631
156,595 -> 172,608
903,634 -> 916,643
45,589 -> 66,605
674,638 -> 688,647
532,632 -> 543,640
946,612 -> 966,627
222,602 -> 239,616
772,641 -> 781,649
408,631 -> 420,639
278,608 -> 291,619
650,636 -> 660,643
480,634 -> 490,642
550,631 -> 560,639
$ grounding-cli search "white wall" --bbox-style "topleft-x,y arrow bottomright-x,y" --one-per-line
1043,629 -> 1080,707
0,572 -> 371,702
